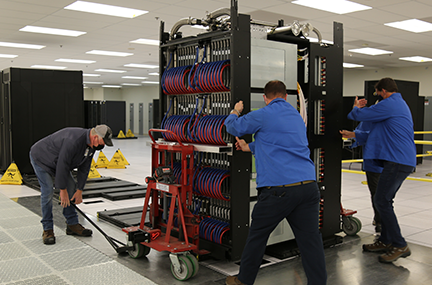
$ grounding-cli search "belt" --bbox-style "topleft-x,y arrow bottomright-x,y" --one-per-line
265,180 -> 315,189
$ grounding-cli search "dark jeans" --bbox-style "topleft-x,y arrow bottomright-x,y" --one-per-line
30,154 -> 79,230
374,161 -> 414,247
237,182 -> 327,285
365,171 -> 381,224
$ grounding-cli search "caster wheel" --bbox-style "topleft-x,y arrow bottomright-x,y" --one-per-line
128,243 -> 150,259
171,255 -> 194,281
186,253 -> 199,277
343,216 -> 362,236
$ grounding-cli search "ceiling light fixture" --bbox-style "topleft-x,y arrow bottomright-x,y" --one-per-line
122,76 -> 148,80
385,19 -> 432,33
348,47 -> 393,56
129,39 -> 159,46
87,50 -> 133,57
83,73 -> 100,77
19,26 -> 86,37
122,83 -> 142,86
0,41 -> 45,49
55,58 -> 95,64
292,0 -> 371,14
31,65 -> 67,69
149,72 -> 159,76
399,56 -> 432,62
102,85 -> 122,88
95,69 -> 126,73
124,63 -> 158,69
64,1 -> 148,18
0,54 -> 18,58
142,81 -> 159,84
343,63 -> 364,68
83,81 -> 103,84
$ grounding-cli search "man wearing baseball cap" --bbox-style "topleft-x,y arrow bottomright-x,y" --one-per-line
30,125 -> 113,245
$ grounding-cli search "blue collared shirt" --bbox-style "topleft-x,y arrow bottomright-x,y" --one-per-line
348,93 -> 416,168
224,98 -> 316,188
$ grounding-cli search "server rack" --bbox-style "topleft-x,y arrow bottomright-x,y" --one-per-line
156,1 -> 343,261
0,68 -> 84,174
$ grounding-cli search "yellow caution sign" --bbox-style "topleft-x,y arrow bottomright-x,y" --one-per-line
117,149 -> 130,165
117,130 -> 126,138
95,151 -> 110,168
126,129 -> 135,138
361,181 -> 368,185
0,163 -> 23,185
107,151 -> 126,169
88,166 -> 101,179
91,158 -> 96,167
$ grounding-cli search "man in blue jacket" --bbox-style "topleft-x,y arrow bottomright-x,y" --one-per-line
224,80 -> 327,285
347,77 -> 416,263
30,125 -> 113,245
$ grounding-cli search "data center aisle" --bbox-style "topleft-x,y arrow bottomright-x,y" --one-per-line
1,136 -> 432,285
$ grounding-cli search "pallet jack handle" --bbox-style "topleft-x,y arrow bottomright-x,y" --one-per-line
71,203 -> 132,254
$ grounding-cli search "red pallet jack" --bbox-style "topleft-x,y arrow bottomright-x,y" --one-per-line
341,204 -> 362,236
122,129 -> 205,281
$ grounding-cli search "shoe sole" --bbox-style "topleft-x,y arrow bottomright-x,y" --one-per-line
43,237 -> 56,245
378,251 -> 411,263
66,230 -> 92,237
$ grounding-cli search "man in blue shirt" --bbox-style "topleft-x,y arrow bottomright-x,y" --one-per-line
30,125 -> 113,245
224,80 -> 327,285
347,77 -> 416,263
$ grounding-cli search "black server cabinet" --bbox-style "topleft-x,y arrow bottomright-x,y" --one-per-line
100,101 -> 125,136
84,100 -> 101,128
365,80 -> 424,164
0,67 -> 84,174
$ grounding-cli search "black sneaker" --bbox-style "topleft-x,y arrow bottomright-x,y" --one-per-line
66,223 -> 92,237
42,229 -> 56,245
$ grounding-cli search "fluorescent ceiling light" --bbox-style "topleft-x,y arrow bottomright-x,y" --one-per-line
0,41 -> 45,49
292,0 -> 371,14
129,38 -> 159,46
83,73 -> 100,77
19,26 -> 86,37
0,54 -> 18,58
83,81 -> 103,84
343,63 -> 364,68
64,1 -> 148,18
349,47 -> 393,56
122,76 -> 148,79
124,63 -> 158,69
95,69 -> 126,73
308,38 -> 334,44
399,56 -> 432,63
384,19 -> 432,33
122,83 -> 142,86
142,81 -> 159,84
55,58 -> 95,64
31,65 -> 67,69
102,85 -> 122,88
149,72 -> 159,76
86,50 -> 133,57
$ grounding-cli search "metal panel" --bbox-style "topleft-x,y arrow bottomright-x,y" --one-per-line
129,103 -> 134,133
251,38 -> 297,90
139,102 -> 144,135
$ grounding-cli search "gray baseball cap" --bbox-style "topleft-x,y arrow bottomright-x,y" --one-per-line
94,125 -> 113,146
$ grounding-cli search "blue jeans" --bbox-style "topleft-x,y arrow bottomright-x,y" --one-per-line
30,154 -> 79,230
238,182 -> 327,285
374,161 -> 414,248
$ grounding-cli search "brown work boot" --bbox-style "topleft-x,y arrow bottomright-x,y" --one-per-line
66,223 -> 92,237
379,245 -> 411,263
42,229 -> 56,245
226,276 -> 245,285
362,240 -> 391,252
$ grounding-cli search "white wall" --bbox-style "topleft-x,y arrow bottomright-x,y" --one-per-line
343,65 -> 432,97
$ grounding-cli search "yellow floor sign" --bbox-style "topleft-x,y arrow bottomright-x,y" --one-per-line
95,151 -> 110,168
117,149 -> 130,165
117,130 -> 126,138
88,166 -> 101,179
126,129 -> 135,137
107,151 -> 126,169
0,163 -> 23,185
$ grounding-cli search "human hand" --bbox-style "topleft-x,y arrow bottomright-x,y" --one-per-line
353,96 -> 367,108
71,190 -> 83,205
235,137 -> 250,152
60,189 -> 70,208
234,101 -> 244,114
339,130 -> 355,139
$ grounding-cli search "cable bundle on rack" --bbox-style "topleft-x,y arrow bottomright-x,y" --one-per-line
161,60 -> 230,95
193,167 -> 230,201
161,114 -> 228,145
199,217 -> 230,244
